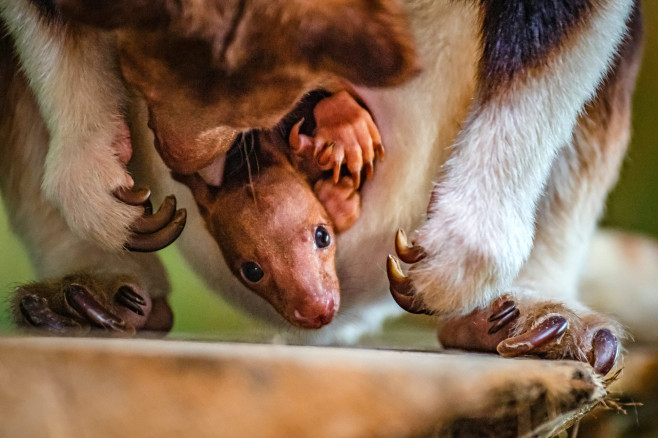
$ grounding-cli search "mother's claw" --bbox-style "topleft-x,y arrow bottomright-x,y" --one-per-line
395,229 -> 426,264
497,315 -> 568,357
589,329 -> 618,375
386,255 -> 431,315
65,284 -> 131,333
488,299 -> 520,334
114,186 -> 187,252
20,294 -> 88,334
114,186 -> 151,205
125,208 -> 187,252
130,195 -> 177,234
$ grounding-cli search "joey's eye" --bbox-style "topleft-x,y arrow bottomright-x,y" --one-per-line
314,225 -> 331,249
241,262 -> 264,283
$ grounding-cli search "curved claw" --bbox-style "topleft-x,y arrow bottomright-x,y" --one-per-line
289,119 -> 314,153
143,199 -> 153,215
489,310 -> 520,335
386,255 -> 431,315
395,229 -> 426,264
488,299 -> 520,334
364,161 -> 374,181
497,315 -> 568,357
489,300 -> 517,322
352,169 -> 361,191
19,294 -> 88,333
589,329 -> 618,375
114,187 -> 151,206
375,143 -> 385,162
115,286 -> 147,316
131,195 -> 177,234
65,284 -> 130,333
317,142 -> 335,166
124,208 -> 187,252
333,156 -> 343,185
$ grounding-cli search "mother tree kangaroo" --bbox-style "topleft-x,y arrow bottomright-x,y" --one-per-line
0,0 -> 644,375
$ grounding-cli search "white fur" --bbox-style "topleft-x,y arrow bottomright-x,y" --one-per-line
0,57 -> 170,298
0,0 -> 649,345
1,0 -> 140,250
407,0 -> 634,314
135,0 -> 639,342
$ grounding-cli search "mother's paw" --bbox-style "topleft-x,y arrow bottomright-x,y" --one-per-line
386,228 -> 489,314
437,296 -> 621,376
13,273 -> 173,336
43,120 -> 186,252
115,189 -> 187,252
387,225 -> 529,314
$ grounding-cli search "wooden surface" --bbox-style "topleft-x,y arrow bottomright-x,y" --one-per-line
0,337 -> 608,438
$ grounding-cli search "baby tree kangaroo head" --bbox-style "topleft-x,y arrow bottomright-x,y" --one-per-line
176,131 -> 339,329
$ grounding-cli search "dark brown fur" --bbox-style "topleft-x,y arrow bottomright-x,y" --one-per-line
55,0 -> 420,175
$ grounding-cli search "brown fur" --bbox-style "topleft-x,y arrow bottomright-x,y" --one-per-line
0,0 -> 649,368
176,131 -> 340,329
59,0 -> 419,174
438,4 -> 643,367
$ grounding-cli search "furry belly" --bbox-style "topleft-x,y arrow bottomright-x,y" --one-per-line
132,0 -> 480,338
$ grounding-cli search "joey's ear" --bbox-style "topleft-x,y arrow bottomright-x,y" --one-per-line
298,0 -> 420,87
54,0 -> 180,29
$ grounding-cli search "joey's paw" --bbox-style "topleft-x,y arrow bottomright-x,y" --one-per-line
115,189 -> 187,252
437,296 -> 621,376
289,90 -> 383,188
313,176 -> 361,233
13,274 -> 173,336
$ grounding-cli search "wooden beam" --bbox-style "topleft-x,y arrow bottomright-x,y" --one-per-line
0,337 -> 606,437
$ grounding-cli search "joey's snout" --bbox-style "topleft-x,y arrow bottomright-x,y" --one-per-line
290,294 -> 339,329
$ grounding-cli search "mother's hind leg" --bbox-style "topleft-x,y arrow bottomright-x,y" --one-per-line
437,13 -> 642,375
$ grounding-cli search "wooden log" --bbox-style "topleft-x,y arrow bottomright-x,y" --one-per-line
0,337 -> 606,437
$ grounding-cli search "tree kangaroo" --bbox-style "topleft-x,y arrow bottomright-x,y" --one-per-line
0,0 -> 644,375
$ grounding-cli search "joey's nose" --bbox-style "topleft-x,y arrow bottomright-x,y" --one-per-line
292,297 -> 337,329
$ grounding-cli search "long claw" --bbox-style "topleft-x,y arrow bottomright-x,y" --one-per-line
395,229 -> 426,264
333,156 -> 343,185
375,143 -> 385,162
125,209 -> 187,252
364,161 -> 374,180
19,294 -> 87,333
488,298 -> 520,334
115,286 -> 147,316
589,329 -> 618,375
143,199 -> 153,215
489,300 -> 516,321
114,187 -> 151,206
289,119 -> 304,151
65,284 -> 129,332
488,308 -> 520,334
386,255 -> 430,315
314,139 -> 332,160
131,195 -> 177,234
497,315 -> 568,357
352,169 -> 361,191
317,142 -> 335,166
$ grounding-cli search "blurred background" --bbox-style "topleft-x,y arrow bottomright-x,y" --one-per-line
0,2 -> 656,336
